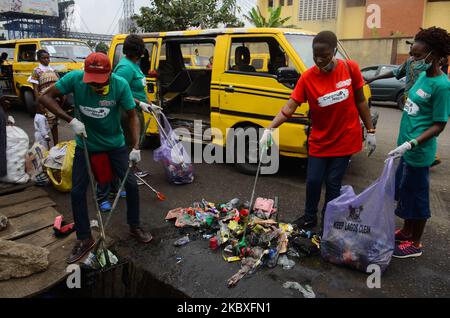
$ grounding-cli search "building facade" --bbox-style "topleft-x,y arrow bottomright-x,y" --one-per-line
257,0 -> 450,39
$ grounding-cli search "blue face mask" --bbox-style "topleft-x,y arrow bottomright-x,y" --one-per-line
412,51 -> 433,72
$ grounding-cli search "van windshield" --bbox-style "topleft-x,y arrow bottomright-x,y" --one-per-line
41,41 -> 93,62
284,34 -> 347,69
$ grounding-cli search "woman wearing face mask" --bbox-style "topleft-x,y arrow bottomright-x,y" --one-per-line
388,27 -> 450,259
260,31 -> 376,231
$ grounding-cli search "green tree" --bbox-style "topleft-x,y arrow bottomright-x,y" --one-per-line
133,0 -> 244,32
95,42 -> 109,54
87,40 -> 96,49
244,6 -> 291,28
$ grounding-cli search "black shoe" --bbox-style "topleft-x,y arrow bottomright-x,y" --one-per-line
292,214 -> 317,229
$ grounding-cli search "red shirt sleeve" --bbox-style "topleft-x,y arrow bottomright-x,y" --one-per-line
348,60 -> 365,90
290,74 -> 307,104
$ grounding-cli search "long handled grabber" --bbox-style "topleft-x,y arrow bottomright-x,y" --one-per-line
134,174 -> 166,201
81,136 -> 111,268
239,130 -> 273,249
103,115 -> 163,228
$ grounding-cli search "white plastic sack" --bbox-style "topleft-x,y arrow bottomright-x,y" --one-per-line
0,125 -> 30,184
43,143 -> 68,170
321,158 -> 397,273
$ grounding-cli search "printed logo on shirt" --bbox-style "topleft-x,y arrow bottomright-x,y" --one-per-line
80,106 -> 111,119
317,89 -> 349,107
416,89 -> 431,99
99,100 -> 116,107
404,99 -> 420,116
336,79 -> 352,89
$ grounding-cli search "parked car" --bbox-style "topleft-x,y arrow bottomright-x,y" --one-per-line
361,64 -> 406,110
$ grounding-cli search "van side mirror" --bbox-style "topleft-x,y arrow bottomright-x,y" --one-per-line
277,67 -> 300,86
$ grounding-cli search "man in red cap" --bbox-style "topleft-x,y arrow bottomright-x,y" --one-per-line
39,52 -> 153,264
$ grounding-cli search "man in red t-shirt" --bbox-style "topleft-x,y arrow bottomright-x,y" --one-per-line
260,31 -> 376,229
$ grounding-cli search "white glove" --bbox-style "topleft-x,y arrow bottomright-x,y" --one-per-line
259,129 -> 273,149
139,102 -> 162,114
366,133 -> 376,157
69,118 -> 87,137
129,148 -> 141,163
388,142 -> 412,158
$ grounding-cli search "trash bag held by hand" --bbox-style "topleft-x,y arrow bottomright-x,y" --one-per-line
153,113 -> 194,185
321,158 -> 397,273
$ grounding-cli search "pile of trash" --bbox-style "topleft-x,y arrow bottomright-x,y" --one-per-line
166,197 -> 321,288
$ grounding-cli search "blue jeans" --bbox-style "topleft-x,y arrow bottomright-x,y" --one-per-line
71,146 -> 140,240
395,158 -> 431,220
304,156 -> 351,219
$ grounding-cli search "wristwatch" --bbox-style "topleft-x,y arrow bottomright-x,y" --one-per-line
367,129 -> 376,134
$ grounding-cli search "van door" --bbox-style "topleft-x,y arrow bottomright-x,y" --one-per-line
217,34 -> 309,156
13,42 -> 38,113
13,42 -> 38,93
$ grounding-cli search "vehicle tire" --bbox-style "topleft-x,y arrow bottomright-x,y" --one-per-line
233,125 -> 272,175
397,92 -> 405,111
23,90 -> 36,116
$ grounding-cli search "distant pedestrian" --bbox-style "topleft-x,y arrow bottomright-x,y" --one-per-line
33,103 -> 51,150
28,49 -> 62,147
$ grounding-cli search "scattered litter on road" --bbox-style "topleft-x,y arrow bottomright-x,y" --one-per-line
166,197 -> 323,287
174,235 -> 191,247
283,281 -> 316,298
278,255 -> 295,270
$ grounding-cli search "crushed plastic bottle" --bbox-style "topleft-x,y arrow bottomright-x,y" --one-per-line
266,248 -> 279,268
174,235 -> 191,247
278,255 -> 295,270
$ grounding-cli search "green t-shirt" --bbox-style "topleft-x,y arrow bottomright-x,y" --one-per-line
56,70 -> 136,152
398,72 -> 450,167
114,57 -> 148,103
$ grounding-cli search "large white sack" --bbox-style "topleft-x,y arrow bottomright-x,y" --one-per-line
0,125 -> 30,184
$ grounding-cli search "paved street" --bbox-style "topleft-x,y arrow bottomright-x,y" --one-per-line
9,104 -> 450,298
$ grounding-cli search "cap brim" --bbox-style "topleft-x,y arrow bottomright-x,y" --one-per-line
83,71 -> 110,84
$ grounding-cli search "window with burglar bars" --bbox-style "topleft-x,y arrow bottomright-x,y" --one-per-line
299,0 -> 337,21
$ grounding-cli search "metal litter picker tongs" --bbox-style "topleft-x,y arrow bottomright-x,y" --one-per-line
239,129 -> 274,249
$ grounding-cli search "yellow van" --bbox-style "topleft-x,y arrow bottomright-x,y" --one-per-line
109,28 -> 375,174
0,38 -> 92,114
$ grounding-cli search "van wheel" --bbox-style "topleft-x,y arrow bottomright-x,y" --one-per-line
23,90 -> 36,116
234,126 -> 271,175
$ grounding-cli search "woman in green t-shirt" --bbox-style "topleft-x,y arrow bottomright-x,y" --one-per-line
388,27 -> 450,259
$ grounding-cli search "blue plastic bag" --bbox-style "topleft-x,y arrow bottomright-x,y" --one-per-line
321,158 -> 397,273
153,113 -> 194,185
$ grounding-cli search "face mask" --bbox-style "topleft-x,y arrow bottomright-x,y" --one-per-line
321,60 -> 334,72
91,85 -> 110,96
318,49 -> 337,73
412,51 -> 433,72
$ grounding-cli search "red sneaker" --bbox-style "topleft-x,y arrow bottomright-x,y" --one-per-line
395,229 -> 412,242
393,241 -> 423,259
